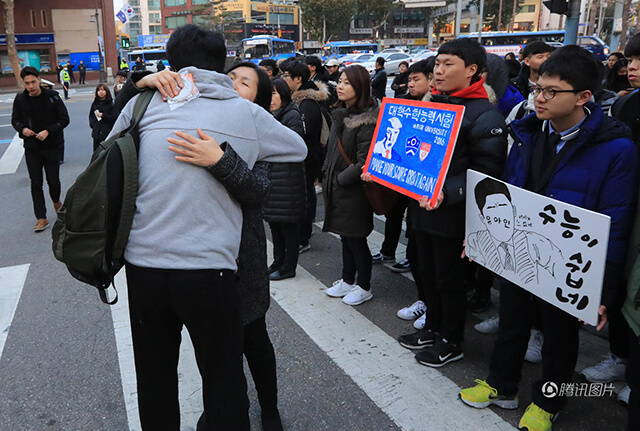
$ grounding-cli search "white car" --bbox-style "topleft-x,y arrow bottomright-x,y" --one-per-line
380,48 -> 405,54
340,53 -> 376,66
362,52 -> 413,75
412,51 -> 437,62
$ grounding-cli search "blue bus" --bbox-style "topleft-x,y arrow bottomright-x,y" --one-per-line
460,31 -> 610,60
241,36 -> 296,63
127,49 -> 168,72
322,41 -> 379,60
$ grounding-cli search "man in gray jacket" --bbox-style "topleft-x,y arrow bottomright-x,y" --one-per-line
108,25 -> 306,431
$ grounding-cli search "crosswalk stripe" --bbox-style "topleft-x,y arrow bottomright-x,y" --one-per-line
269,249 -> 516,431
0,264 -> 29,360
0,133 -> 24,175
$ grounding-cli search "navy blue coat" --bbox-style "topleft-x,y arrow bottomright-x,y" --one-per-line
508,102 -> 639,308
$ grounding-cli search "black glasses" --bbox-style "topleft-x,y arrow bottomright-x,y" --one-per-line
530,85 -> 586,100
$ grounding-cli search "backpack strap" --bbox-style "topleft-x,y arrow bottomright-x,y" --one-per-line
106,90 -> 156,305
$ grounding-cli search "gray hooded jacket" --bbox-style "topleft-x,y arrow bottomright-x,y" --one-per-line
109,67 -> 307,271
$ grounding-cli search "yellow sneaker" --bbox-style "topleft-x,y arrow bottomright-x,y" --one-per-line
519,403 -> 556,431
459,379 -> 519,409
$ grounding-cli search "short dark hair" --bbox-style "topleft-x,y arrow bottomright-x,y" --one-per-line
279,58 -> 310,83
166,24 -> 226,72
305,55 -> 322,69
271,78 -> 292,108
407,57 -> 435,78
226,61 -> 273,111
399,61 -> 409,68
539,45 -> 601,94
20,66 -> 39,79
609,51 -> 625,61
437,38 -> 486,82
474,177 -> 512,213
376,56 -> 385,66
259,59 -> 279,76
116,70 -> 128,78
505,59 -> 521,79
336,65 -> 374,112
625,33 -> 640,57
522,41 -> 555,59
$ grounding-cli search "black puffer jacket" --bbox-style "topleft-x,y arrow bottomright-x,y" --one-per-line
263,102 -> 307,224
292,81 -> 330,178
322,103 -> 379,238
89,97 -> 117,141
408,79 -> 508,238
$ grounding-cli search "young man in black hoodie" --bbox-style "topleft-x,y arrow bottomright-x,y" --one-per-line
512,41 -> 555,99
396,39 -> 508,367
280,58 -> 329,253
11,67 -> 69,232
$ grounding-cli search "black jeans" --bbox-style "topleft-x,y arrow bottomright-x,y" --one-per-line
62,82 -> 69,99
487,279 -> 581,414
340,235 -> 372,291
269,222 -> 299,274
627,331 -> 640,431
415,231 -> 465,343
380,195 -> 408,258
244,316 -> 279,413
24,147 -> 61,220
298,170 -> 315,247
125,263 -> 250,431
79,72 -> 86,84
609,289 -> 630,359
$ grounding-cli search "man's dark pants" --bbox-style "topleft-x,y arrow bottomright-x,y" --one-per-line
380,195 -> 408,258
627,330 -> 640,430
24,147 -> 61,219
125,263 -> 250,431
415,230 -> 466,343
487,279 -> 581,414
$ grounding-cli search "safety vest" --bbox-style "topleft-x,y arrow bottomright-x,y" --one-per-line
120,60 -> 127,69
62,70 -> 70,81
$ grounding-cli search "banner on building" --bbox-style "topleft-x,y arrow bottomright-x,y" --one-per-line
465,170 -> 611,325
363,98 -> 464,203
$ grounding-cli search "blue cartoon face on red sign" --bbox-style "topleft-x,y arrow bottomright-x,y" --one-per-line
364,98 -> 465,201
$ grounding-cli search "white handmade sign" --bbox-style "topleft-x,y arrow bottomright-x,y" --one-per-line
465,170 -> 611,325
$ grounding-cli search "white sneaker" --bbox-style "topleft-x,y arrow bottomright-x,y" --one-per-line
618,385 -> 631,404
581,353 -> 628,383
524,329 -> 543,364
413,313 -> 427,329
326,279 -> 355,298
397,300 -> 427,320
474,315 -> 500,335
342,285 -> 373,305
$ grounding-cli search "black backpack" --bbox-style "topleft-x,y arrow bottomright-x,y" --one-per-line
52,90 -> 155,304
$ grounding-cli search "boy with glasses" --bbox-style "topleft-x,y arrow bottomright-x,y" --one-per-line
459,45 -> 639,431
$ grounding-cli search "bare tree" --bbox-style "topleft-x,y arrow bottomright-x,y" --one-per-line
1,0 -> 22,88
620,0 -> 633,49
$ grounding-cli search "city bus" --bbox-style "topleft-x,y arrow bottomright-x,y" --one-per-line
322,41 -> 379,60
127,48 -> 168,72
241,36 -> 296,63
460,31 -> 610,60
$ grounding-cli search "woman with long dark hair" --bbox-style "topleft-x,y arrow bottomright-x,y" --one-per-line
89,83 -> 116,151
607,58 -> 633,96
265,78 -> 306,280
322,65 -> 379,306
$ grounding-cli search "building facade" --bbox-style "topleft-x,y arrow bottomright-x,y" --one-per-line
0,0 -> 117,82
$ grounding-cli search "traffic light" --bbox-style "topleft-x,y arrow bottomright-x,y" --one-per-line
543,0 -> 568,14
121,36 -> 130,49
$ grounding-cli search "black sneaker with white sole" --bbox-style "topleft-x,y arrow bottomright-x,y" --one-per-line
390,258 -> 411,273
398,328 -> 438,350
372,252 -> 394,264
415,338 -> 463,368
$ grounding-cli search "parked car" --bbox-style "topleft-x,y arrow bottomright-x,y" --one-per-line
412,51 -> 438,62
362,52 -> 413,75
380,48 -> 406,55
340,53 -> 376,66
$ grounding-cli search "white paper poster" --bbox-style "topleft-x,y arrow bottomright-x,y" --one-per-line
465,170 -> 611,325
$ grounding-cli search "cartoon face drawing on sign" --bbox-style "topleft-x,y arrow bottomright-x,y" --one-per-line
466,177 -> 563,284
373,116 -> 402,160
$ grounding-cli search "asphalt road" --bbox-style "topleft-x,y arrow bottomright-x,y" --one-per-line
0,83 -> 629,431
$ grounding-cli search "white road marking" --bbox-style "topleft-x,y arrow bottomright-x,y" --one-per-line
0,264 -> 29,360
110,269 -> 202,431
0,133 -> 24,175
268,251 -> 516,431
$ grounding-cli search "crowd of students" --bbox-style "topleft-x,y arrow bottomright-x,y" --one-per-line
13,23 -> 640,431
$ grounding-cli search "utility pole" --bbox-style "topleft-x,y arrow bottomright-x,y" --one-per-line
93,0 -> 105,83
478,0 -> 485,42
565,0 -> 581,44
455,0 -> 463,37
